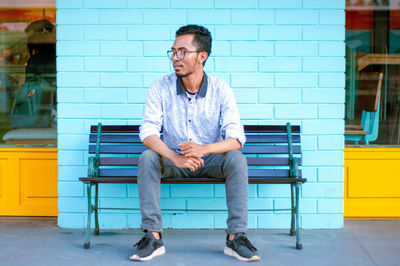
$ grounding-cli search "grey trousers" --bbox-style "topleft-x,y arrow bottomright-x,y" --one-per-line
137,149 -> 248,234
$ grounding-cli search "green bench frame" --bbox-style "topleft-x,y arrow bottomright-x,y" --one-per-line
79,123 -> 307,250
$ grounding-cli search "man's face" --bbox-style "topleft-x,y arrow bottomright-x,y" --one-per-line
171,34 -> 206,78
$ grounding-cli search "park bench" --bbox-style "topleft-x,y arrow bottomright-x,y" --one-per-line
79,123 -> 307,250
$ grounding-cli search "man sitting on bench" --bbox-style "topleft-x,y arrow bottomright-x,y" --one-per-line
131,25 -> 260,262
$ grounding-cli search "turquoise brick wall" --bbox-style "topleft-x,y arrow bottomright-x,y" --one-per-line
57,0 -> 345,229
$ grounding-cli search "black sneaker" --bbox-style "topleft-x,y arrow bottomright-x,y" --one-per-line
130,232 -> 166,261
224,233 -> 260,262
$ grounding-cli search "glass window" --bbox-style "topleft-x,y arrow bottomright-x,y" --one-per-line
0,1 -> 56,145
345,0 -> 400,145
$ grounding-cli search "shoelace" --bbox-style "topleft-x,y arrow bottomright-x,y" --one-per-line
133,235 -> 151,249
236,235 -> 257,252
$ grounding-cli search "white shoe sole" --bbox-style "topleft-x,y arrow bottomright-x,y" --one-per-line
224,246 -> 260,262
130,246 -> 166,261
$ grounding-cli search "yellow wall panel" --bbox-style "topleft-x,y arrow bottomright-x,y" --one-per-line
0,159 -> 8,206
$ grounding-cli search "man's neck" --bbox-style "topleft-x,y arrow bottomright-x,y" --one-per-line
181,71 -> 204,94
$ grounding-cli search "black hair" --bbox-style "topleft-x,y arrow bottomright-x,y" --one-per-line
176,25 -> 212,64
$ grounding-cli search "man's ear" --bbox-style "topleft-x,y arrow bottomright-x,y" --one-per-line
199,51 -> 208,64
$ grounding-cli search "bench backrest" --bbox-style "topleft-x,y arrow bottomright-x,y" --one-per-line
88,123 -> 302,183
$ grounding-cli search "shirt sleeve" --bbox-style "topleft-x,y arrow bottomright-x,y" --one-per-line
219,82 -> 246,147
139,80 -> 163,142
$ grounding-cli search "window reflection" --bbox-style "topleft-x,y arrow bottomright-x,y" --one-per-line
345,0 -> 400,145
0,3 -> 56,145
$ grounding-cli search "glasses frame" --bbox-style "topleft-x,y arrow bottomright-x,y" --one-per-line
167,49 -> 200,60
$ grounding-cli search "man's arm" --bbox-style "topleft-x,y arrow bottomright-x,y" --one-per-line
143,135 -> 204,172
179,137 -> 241,158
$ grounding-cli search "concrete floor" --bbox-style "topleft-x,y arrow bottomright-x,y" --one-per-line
0,218 -> 399,266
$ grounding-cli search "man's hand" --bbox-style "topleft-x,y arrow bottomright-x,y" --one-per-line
172,153 -> 204,172
179,141 -> 208,158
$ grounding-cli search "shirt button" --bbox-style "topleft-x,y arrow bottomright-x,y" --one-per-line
188,119 -> 191,122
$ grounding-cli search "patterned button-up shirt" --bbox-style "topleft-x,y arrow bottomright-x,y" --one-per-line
139,73 -> 246,152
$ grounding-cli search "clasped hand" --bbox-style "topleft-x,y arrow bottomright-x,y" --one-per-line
173,141 -> 207,172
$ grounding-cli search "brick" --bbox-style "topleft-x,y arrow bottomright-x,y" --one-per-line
143,41 -> 171,56
302,119 -> 344,135
275,10 -> 318,25
318,135 -> 344,150
127,26 -> 170,41
203,58 -> 214,72
319,10 -> 345,25
172,0 -> 213,8
84,57 -> 126,72
160,198 -> 187,209
171,184 -> 213,198
215,214 -> 257,229
214,57 -> 257,72
318,198 -> 343,213
318,167 -> 344,182
238,104 -> 274,119
302,182 -> 343,198
59,165 -> 87,181
259,88 -> 301,103
275,104 -> 317,119
57,26 -> 83,41
214,184 -> 257,198
233,89 -> 257,104
303,0 -> 345,9
128,57 -> 170,72
212,41 -> 230,56
99,10 -> 141,24
273,199 -> 291,214
171,214 -> 213,229
215,26 -> 257,41
303,57 -> 345,72
58,88 -> 84,103
84,88 -> 126,103
58,103 -> 100,118
187,10 -> 230,25
303,26 -> 345,41
187,198 -> 227,210
58,134 -> 88,150
259,0 -> 301,8
57,9 -> 98,25
231,73 -> 273,88
57,57 -> 83,72
210,73 -> 230,85
303,88 -> 345,103
57,41 -> 98,56
260,26 -> 302,41
275,73 -> 317,88
143,10 -> 186,25
99,214 -> 128,228
143,73 -> 169,87
57,119 -> 85,134
127,213 -> 141,228
301,135 -> 317,151
85,26 -> 126,41
58,181 -> 84,197
301,214 -> 343,229
97,184 -> 127,198
258,214 -> 291,228
100,198 -> 139,209
302,151 -> 344,166
56,0 -> 82,8
58,72 -> 99,87
275,42 -> 318,57
258,184 -> 291,198
215,0 -> 257,8
302,166 -> 317,182
248,198 -> 274,210
318,104 -> 345,119
319,73 -> 345,88
274,198 -> 316,214
99,104 -> 143,119
100,73 -> 142,88
231,10 -> 274,24
127,89 -> 149,103
58,197 -> 86,212
319,41 -> 345,57
57,213 -> 85,228
100,41 -> 142,56
231,42 -> 273,57
84,0 -> 126,8
58,150 -> 84,166
127,0 -> 169,8
259,57 -> 301,72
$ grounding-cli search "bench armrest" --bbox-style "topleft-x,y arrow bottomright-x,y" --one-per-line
88,156 -> 98,177
289,157 -> 299,178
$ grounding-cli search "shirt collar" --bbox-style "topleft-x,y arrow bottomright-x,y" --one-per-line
176,72 -> 208,97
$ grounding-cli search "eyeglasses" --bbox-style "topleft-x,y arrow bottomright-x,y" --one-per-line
167,49 -> 200,60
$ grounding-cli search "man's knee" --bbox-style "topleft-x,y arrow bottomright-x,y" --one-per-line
139,149 -> 161,168
224,150 -> 247,170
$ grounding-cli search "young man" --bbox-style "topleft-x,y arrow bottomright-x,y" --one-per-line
131,25 -> 260,262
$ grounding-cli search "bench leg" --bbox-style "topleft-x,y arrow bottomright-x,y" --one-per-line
94,184 -> 100,236
290,184 -> 296,236
84,183 -> 93,249
295,183 -> 302,250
